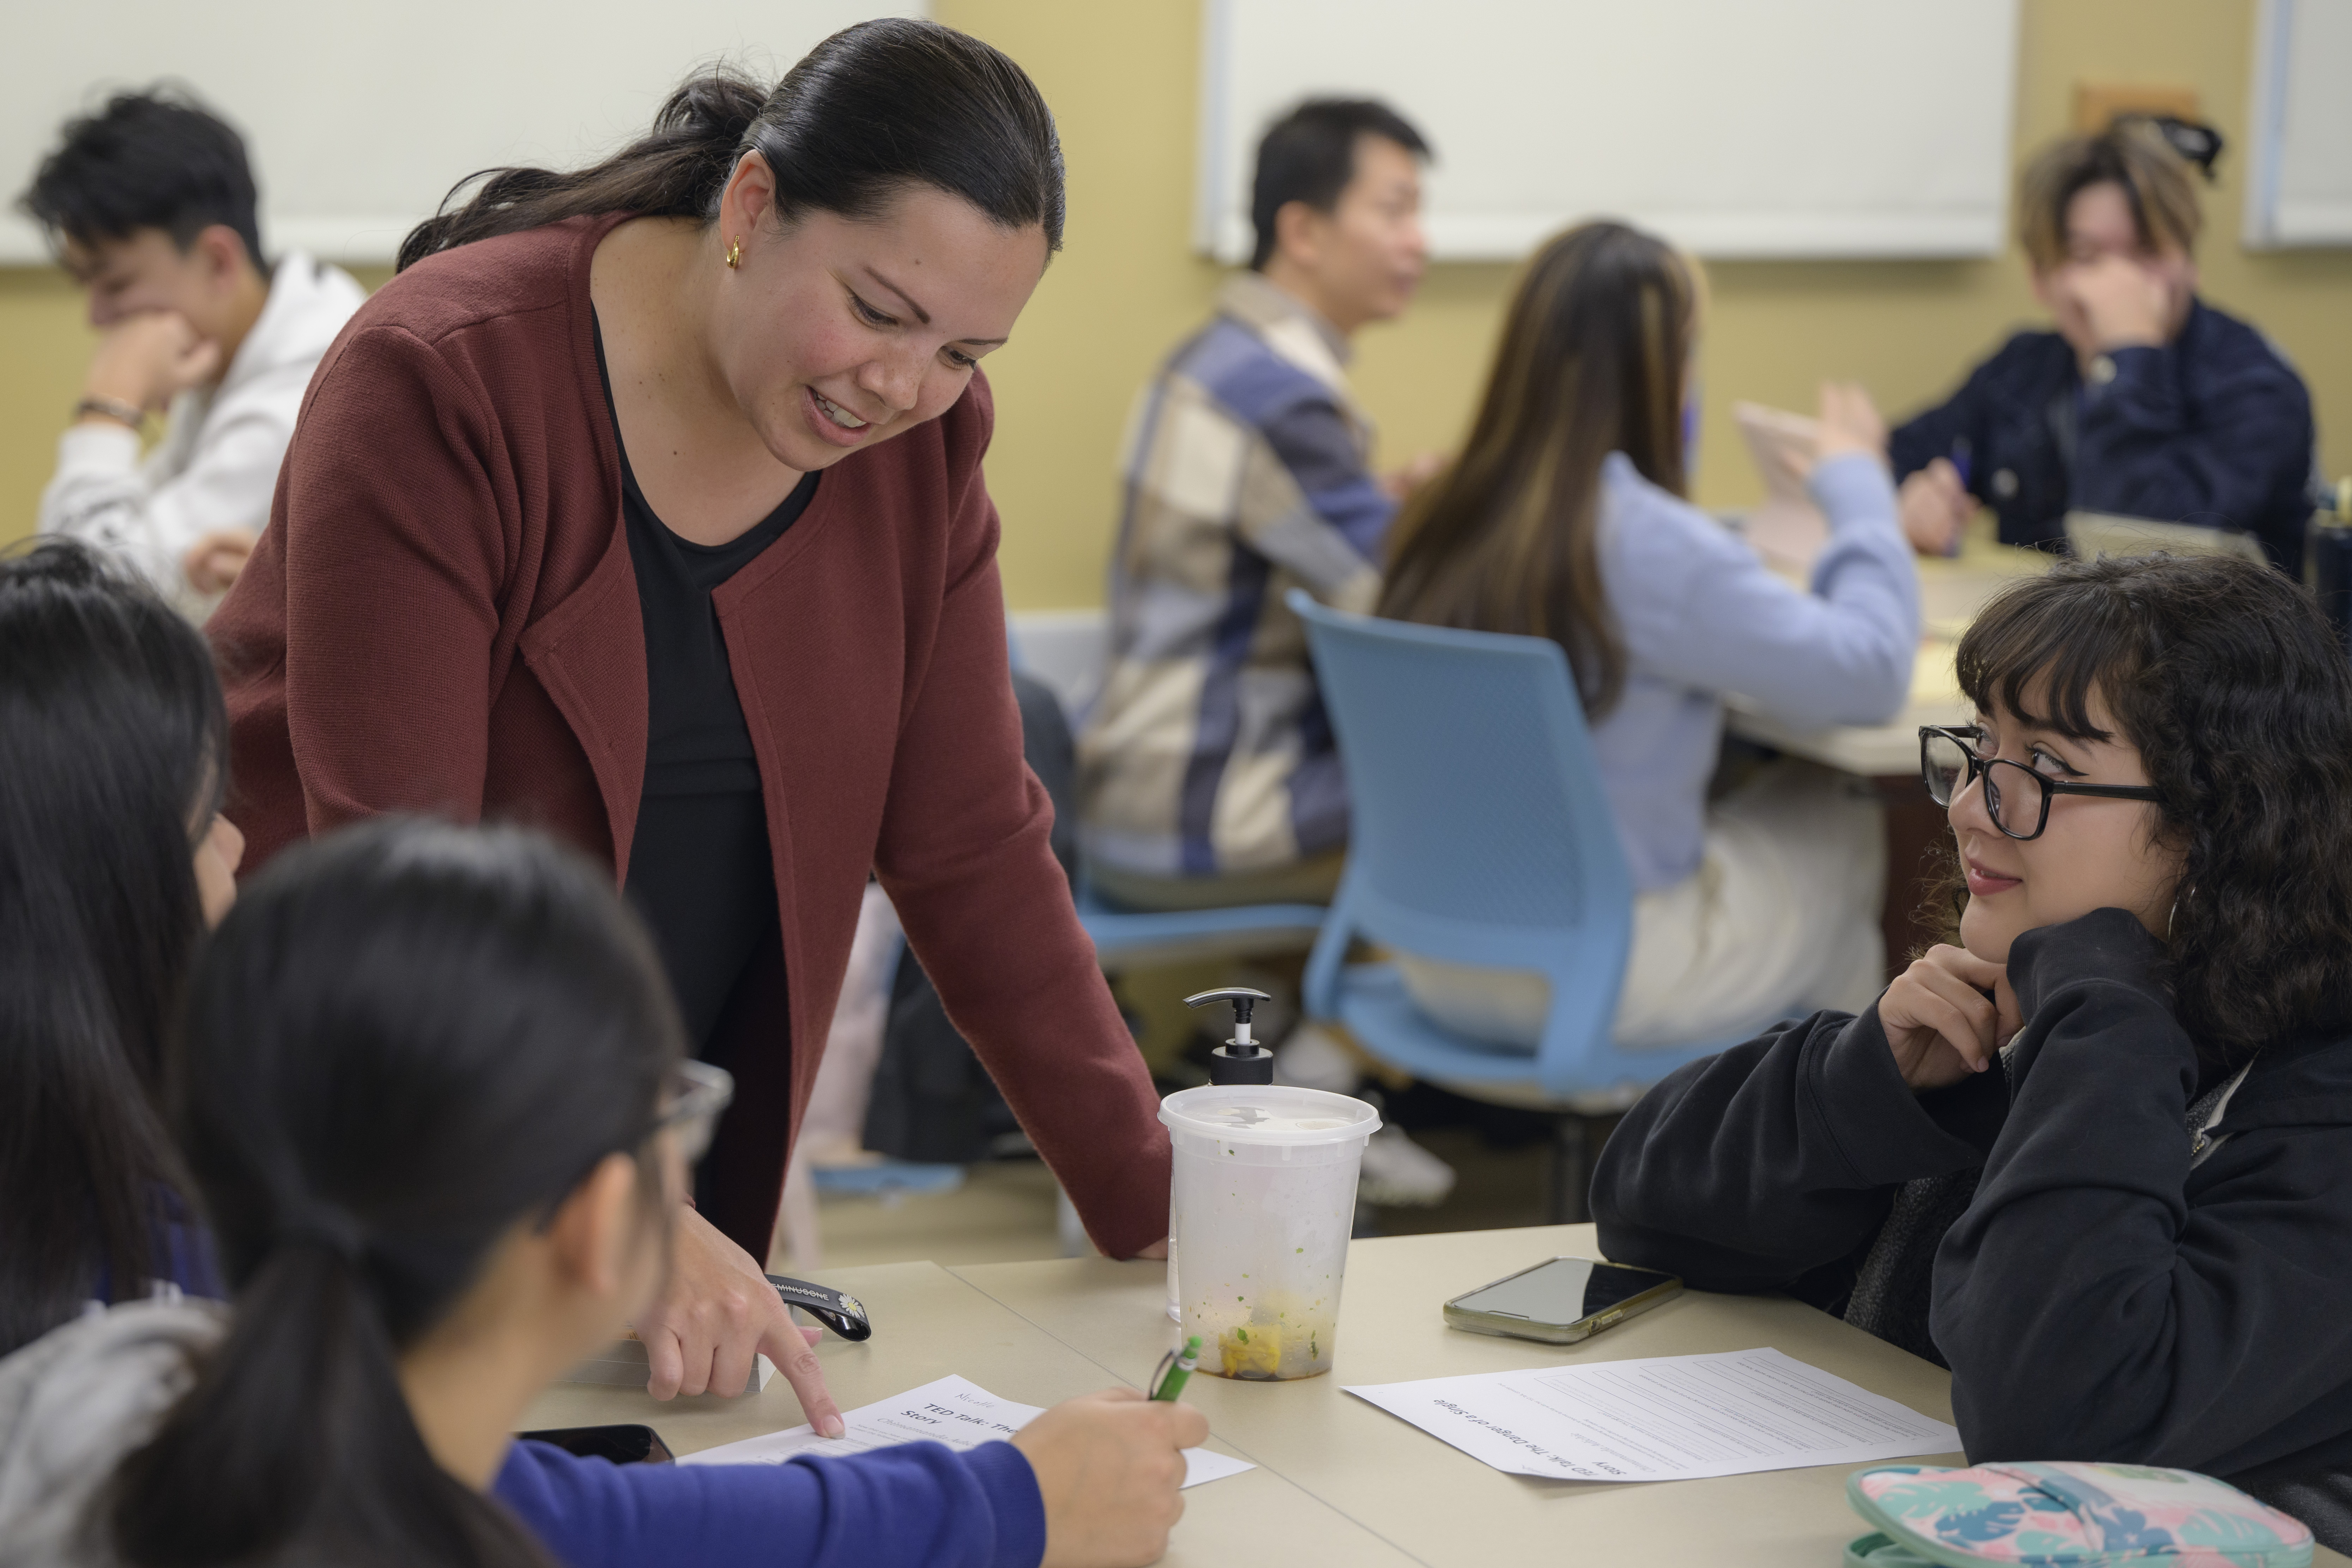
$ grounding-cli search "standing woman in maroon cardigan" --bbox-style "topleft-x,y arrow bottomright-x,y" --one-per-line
207,20 -> 1171,1430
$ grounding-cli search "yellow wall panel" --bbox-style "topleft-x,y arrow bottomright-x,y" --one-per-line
5,0 -> 2347,610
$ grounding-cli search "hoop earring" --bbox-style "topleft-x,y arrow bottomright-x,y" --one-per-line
725,237 -> 743,270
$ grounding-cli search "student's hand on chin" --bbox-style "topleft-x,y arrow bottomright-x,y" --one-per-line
1877,943 -> 2021,1091
84,310 -> 221,413
634,1204 -> 845,1436
2062,255 -> 2169,351
1014,1388 -> 1205,1568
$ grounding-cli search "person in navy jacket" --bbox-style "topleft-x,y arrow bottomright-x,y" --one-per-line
1890,122 -> 2314,571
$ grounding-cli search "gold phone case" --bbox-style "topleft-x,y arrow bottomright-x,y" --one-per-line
1441,1257 -> 1683,1344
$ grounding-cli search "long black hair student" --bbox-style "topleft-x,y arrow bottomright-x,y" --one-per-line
24,817 -> 1198,1568
109,819 -> 678,1567
0,539 -> 238,1356
1595,552 -> 2352,1548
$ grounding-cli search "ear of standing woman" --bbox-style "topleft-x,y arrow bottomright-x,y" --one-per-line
1591,552 -> 2352,1552
209,19 -> 1174,1420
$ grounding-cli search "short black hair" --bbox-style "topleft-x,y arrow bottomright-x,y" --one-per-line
1249,98 -> 1429,271
18,86 -> 266,271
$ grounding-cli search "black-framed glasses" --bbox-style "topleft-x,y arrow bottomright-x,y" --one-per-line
658,1059 -> 734,1166
1919,725 -> 2161,841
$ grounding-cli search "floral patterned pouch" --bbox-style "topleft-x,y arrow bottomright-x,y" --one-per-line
1844,1462 -> 2313,1568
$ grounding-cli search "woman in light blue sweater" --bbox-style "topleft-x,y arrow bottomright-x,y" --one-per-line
1377,221 -> 1919,1048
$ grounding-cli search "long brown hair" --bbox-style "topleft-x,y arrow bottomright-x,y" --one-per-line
1377,221 -> 1695,715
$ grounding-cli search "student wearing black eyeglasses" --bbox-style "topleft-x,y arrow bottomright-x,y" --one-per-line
1592,552 -> 2352,1552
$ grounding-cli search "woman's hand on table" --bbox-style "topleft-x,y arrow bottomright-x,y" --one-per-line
1879,943 -> 2020,1091
1014,1387 -> 1207,1568
635,1203 -> 845,1435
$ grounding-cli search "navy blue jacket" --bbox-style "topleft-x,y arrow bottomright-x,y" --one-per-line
1889,301 -> 2315,572
1594,908 -> 2352,1498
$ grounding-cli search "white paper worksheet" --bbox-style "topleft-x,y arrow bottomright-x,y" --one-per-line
1346,1347 -> 1961,1482
677,1373 -> 1255,1489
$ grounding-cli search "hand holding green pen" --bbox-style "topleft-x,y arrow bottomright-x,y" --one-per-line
1150,1334 -> 1203,1401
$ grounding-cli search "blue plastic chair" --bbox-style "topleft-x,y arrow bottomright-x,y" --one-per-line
1006,619 -> 1329,972
1073,874 -> 1326,971
1290,589 -> 1771,1218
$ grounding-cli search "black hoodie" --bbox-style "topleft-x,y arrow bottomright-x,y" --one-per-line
1594,907 -> 2352,1540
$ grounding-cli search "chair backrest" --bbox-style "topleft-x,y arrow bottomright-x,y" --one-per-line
1290,590 -> 1633,979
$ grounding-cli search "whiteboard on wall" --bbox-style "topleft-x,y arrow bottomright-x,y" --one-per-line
0,2 -> 921,265
1196,0 -> 2022,263
2245,0 -> 2352,248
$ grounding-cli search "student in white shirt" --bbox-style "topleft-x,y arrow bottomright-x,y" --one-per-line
19,87 -> 363,603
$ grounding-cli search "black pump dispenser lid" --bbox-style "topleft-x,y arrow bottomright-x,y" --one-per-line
1186,987 -> 1275,1086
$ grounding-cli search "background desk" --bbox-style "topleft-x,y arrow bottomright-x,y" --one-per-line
1729,535 -> 2050,971
525,1225 -> 2345,1566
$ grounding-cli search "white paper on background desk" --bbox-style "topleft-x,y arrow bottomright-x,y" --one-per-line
1346,1347 -> 1960,1482
677,1373 -> 1253,1489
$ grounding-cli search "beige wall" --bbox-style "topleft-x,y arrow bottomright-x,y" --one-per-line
5,0 -> 2348,608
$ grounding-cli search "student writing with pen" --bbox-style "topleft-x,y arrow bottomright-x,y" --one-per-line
0,548 -> 1208,1568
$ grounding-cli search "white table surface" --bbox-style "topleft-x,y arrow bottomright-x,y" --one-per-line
525,1223 -> 2344,1566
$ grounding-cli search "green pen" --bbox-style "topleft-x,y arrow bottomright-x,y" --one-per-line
1150,1335 -> 1203,1401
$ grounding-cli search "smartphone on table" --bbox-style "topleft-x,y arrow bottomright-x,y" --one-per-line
518,1423 -> 676,1465
1443,1257 -> 1681,1344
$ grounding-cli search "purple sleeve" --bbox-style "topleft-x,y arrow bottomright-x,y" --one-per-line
490,1438 -> 1046,1568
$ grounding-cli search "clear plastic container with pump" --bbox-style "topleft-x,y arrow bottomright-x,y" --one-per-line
1158,1083 -> 1379,1380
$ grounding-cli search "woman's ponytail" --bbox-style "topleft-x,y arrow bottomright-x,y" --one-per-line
107,1228 -> 546,1568
101,821 -> 679,1568
397,68 -> 763,269
397,19 -> 1064,271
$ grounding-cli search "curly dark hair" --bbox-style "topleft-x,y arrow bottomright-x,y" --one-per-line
1934,552 -> 2352,1061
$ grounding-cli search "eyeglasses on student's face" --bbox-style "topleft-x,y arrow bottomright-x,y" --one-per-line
1918,725 -> 2161,842
656,1059 -> 734,1166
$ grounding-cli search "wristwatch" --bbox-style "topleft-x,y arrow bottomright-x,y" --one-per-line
73,394 -> 146,429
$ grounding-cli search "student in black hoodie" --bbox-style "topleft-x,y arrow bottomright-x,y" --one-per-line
1593,551 -> 2352,1548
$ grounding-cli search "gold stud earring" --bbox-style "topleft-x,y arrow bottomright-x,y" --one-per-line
725,237 -> 742,270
